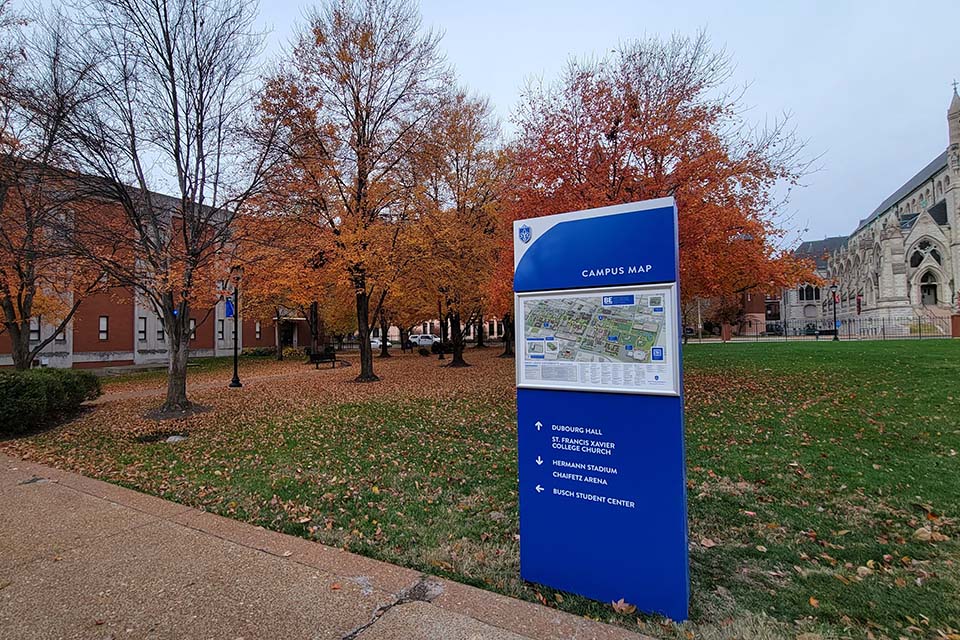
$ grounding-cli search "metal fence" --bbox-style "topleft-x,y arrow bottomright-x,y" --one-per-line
688,315 -> 954,343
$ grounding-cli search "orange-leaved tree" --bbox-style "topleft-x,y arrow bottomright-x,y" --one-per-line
261,0 -> 447,382
504,32 -> 815,306
413,90 -> 504,367
236,206 -> 360,356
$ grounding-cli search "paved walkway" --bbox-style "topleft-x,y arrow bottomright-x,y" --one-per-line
0,454 -> 646,640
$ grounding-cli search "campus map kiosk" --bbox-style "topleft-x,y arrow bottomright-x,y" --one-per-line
513,198 -> 689,620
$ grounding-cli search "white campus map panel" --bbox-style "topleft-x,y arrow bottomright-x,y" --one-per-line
516,285 -> 679,395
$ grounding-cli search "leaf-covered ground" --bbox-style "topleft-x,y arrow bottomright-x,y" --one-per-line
2,342 -> 959,640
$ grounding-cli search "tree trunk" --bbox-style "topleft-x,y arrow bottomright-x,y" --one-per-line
355,286 -> 378,382
500,312 -> 515,358
378,311 -> 391,357
447,311 -> 469,367
8,321 -> 33,371
274,308 -> 282,360
436,299 -> 445,360
309,301 -> 319,355
474,316 -> 486,348
399,328 -> 409,353
162,311 -> 191,412
8,323 -> 31,370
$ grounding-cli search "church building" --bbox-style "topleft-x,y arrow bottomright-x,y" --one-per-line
783,89 -> 960,327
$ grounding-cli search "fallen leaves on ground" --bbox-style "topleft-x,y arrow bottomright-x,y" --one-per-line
4,342 -> 960,640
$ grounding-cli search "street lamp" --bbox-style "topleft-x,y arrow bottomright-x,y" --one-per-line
228,265 -> 244,388
830,283 -> 839,342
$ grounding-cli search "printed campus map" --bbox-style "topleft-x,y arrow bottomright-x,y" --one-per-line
523,293 -> 665,363
518,289 -> 677,394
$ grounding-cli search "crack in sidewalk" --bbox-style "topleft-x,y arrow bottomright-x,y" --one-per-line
339,575 -> 443,640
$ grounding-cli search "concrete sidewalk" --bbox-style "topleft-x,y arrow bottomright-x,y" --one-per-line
0,454 -> 647,640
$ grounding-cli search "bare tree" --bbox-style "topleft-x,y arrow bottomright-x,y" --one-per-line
36,0 -> 278,412
265,0 -> 447,382
0,7 -> 111,370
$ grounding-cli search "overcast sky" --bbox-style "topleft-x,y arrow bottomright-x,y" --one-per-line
256,0 -> 960,245
19,1 -> 956,244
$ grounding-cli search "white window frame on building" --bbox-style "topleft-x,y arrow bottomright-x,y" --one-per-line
157,322 -> 165,341
218,319 -> 225,341
98,316 -> 109,341
138,317 -> 147,341
189,318 -> 197,340
29,317 -> 41,342
255,321 -> 261,339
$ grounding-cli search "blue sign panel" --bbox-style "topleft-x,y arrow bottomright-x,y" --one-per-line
514,198 -> 688,621
225,298 -> 235,318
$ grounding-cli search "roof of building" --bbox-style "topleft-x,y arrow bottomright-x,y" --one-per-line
795,236 -> 848,269
928,199 -> 948,225
852,150 -> 948,234
950,87 -> 960,115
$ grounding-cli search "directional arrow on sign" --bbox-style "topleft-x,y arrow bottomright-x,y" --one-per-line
535,484 -> 544,493
535,421 -> 543,431
535,456 -> 543,466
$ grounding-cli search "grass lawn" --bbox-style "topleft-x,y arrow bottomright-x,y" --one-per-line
3,341 -> 959,639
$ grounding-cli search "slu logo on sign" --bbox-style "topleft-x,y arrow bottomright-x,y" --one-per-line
518,224 -> 532,244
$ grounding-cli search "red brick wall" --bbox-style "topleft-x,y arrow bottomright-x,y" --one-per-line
296,320 -> 310,347
73,289 -> 134,353
242,317 -> 274,349
741,291 -> 766,315
189,308 -> 216,349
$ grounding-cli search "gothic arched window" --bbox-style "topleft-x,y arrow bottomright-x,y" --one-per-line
910,240 -> 943,268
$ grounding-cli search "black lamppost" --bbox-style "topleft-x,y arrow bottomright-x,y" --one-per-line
229,265 -> 243,388
830,283 -> 839,342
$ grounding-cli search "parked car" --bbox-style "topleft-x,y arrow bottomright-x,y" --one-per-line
370,337 -> 392,348
407,334 -> 440,348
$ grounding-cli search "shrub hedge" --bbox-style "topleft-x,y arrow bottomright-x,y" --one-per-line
0,368 -> 102,436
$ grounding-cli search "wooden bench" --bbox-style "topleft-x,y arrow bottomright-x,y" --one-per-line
307,346 -> 337,369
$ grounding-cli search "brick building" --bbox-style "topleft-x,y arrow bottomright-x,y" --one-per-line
0,286 -> 277,369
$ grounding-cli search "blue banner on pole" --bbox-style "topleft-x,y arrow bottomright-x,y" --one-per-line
225,298 -> 235,318
513,198 -> 689,621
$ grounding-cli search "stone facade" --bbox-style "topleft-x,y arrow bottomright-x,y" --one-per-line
785,90 -> 960,326
780,236 -> 847,333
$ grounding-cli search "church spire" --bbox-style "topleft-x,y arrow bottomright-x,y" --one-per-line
951,82 -> 960,173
